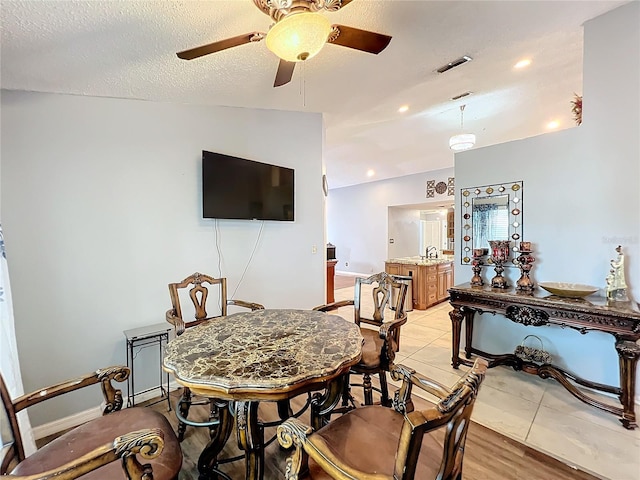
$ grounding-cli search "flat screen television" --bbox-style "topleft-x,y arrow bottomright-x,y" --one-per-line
202,150 -> 295,221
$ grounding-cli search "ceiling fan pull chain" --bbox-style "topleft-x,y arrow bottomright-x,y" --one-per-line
299,61 -> 307,107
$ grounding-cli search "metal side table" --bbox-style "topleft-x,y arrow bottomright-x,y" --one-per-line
124,322 -> 172,410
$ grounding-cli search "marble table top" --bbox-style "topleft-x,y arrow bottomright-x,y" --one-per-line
163,309 -> 363,399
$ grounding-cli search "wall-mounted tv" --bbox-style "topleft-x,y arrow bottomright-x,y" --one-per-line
202,150 -> 295,221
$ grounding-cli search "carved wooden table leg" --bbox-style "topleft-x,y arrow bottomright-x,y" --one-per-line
236,401 -> 264,480
615,339 -> 640,429
276,399 -> 293,421
450,306 -> 463,369
197,400 -> 234,480
463,307 -> 475,359
311,377 -> 344,431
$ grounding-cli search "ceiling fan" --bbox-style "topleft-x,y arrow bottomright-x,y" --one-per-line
177,0 -> 392,87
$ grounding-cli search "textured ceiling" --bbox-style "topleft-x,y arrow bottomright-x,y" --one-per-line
0,0 -> 627,188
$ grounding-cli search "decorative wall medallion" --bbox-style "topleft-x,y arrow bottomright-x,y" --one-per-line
427,179 -> 451,197
448,177 -> 455,195
435,181 -> 447,194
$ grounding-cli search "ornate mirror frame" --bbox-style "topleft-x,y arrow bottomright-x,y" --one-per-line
460,181 -> 524,266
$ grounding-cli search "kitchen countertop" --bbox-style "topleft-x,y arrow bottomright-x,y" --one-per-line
386,256 -> 454,266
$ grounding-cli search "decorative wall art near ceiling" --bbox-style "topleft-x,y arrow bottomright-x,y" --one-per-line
426,177 -> 455,198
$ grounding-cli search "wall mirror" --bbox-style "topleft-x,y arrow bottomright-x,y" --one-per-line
460,181 -> 524,265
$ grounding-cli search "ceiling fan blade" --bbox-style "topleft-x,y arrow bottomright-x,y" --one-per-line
177,32 -> 263,60
328,25 -> 392,54
274,59 -> 296,87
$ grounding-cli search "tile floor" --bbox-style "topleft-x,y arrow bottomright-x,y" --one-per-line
333,284 -> 640,480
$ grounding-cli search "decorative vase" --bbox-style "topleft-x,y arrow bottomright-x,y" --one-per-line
489,240 -> 511,288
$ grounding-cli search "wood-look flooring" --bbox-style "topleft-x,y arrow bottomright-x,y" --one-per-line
333,274 -> 359,290
140,388 -> 600,480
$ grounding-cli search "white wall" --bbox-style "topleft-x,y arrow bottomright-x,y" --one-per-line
1,91 -> 326,425
327,167 -> 454,274
326,2 -> 638,397
455,1 -> 639,391
387,207 -> 421,259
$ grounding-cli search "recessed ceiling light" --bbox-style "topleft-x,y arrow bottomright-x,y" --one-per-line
514,59 -> 531,69
398,105 -> 409,113
367,169 -> 375,177
547,120 -> 560,129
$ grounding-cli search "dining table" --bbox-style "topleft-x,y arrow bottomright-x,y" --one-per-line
162,308 -> 363,480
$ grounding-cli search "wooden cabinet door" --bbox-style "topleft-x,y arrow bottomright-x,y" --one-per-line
385,263 -> 401,276
447,211 -> 455,239
437,262 -> 453,301
401,265 -> 422,310
425,265 -> 438,307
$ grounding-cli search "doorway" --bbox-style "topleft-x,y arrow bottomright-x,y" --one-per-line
387,201 -> 454,259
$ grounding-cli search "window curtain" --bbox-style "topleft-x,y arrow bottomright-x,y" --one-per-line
0,223 -> 36,456
472,203 -> 501,249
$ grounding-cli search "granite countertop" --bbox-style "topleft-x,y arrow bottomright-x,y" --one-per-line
386,256 -> 454,266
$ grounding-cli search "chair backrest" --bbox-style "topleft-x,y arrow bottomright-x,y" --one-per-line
0,373 -> 23,474
394,359 -> 487,480
167,272 -> 227,335
353,271 -> 407,327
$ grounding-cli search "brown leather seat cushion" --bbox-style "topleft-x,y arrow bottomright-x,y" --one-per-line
307,406 -> 442,479
12,407 -> 182,479
358,328 -> 384,368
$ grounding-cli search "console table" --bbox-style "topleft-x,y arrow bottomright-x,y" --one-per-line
448,284 -> 640,429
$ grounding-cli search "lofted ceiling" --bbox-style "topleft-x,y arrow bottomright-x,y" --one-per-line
0,0 -> 627,189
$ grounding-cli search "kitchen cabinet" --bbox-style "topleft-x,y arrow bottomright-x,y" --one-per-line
385,259 -> 454,310
437,262 -> 454,302
447,211 -> 455,239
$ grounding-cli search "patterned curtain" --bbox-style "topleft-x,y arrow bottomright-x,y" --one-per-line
0,223 -> 36,455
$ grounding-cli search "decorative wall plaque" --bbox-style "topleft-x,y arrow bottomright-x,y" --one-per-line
426,177 -> 455,198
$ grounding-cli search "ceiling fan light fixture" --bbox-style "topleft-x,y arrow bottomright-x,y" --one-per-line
266,12 -> 332,62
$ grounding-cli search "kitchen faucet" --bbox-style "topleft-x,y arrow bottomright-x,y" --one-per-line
426,246 -> 438,258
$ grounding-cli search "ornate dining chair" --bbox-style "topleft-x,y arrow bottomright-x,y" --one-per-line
1,366 -> 182,479
277,358 -> 488,480
165,272 -> 265,440
313,271 -> 408,407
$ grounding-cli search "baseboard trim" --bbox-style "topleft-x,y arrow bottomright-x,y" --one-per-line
335,270 -> 368,277
32,383 -> 181,440
32,405 -> 103,440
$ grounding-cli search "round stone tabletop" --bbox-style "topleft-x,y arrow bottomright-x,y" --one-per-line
163,309 -> 363,399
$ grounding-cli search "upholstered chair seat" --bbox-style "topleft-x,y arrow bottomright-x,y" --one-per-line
278,359 -> 488,480
10,408 -> 182,479
1,366 -> 182,480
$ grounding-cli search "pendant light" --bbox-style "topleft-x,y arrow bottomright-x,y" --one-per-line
449,104 -> 476,151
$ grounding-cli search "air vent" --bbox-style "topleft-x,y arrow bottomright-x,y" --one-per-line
436,55 -> 473,74
451,91 -> 473,101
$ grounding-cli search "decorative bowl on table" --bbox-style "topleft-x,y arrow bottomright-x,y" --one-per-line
539,282 -> 599,298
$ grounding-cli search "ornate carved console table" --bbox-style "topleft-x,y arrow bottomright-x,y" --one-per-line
448,283 -> 640,429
